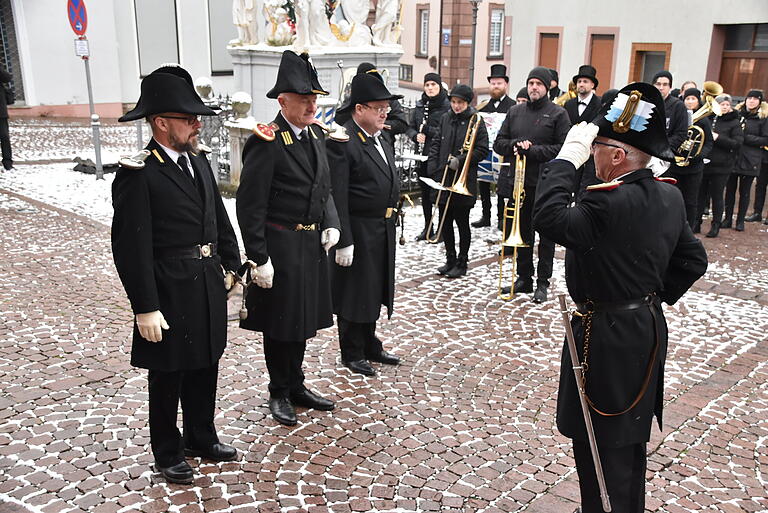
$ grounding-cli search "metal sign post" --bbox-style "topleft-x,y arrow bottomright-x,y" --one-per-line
68,0 -> 103,179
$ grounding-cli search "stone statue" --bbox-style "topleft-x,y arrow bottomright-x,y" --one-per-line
264,0 -> 294,46
331,0 -> 372,46
371,0 -> 400,46
232,0 -> 267,45
293,0 -> 334,48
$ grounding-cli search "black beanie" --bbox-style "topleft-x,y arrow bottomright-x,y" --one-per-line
652,70 -> 673,86
683,87 -> 701,105
548,68 -> 559,84
747,89 -> 764,102
449,84 -> 474,103
516,87 -> 529,101
527,67 -> 552,90
424,72 -> 442,85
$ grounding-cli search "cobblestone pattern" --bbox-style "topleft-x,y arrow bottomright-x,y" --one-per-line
1,162 -> 768,512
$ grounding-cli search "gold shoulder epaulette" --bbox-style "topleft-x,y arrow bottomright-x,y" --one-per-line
252,122 -> 277,142
119,150 -> 151,170
585,180 -> 623,191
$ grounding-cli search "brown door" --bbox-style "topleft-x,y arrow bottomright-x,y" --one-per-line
539,33 -> 559,70
589,34 -> 615,90
719,52 -> 768,96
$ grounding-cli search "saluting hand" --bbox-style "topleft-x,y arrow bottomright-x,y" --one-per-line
135,311 -> 170,343
556,122 -> 599,169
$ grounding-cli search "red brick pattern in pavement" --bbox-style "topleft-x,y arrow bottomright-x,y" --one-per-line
1,188 -> 767,512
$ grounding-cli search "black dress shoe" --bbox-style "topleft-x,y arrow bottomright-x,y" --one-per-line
745,213 -> 762,222
269,397 -> 297,426
735,221 -> 745,231
343,359 -> 376,376
764,218 -> 768,225
155,460 -> 194,484
368,351 -> 400,365
437,255 -> 457,275
513,278 -> 533,293
533,285 -> 548,303
721,217 -> 732,229
471,216 -> 490,228
184,443 -> 238,462
289,388 -> 335,411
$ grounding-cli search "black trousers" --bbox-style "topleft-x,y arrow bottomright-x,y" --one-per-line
724,173 -> 755,223
0,117 -> 12,170
508,186 -> 554,285
697,174 -> 728,225
752,161 -> 768,217
337,317 -> 384,362
476,181 -> 497,221
418,163 -> 434,230
263,335 -> 306,398
148,365 -> 220,467
439,204 -> 471,258
667,169 -> 703,228
573,440 -> 647,513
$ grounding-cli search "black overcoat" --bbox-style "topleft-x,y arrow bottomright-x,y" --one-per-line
735,103 -> 768,177
111,139 -> 241,371
327,120 -> 399,323
533,160 -> 707,448
704,110 -> 744,176
426,107 -> 489,208
236,113 -> 340,341
478,95 -> 515,114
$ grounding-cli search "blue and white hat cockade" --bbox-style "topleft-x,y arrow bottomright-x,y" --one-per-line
604,91 -> 655,133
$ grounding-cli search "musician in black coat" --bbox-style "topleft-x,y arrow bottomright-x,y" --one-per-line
427,84 -> 489,278
236,51 -> 341,427
563,65 -> 602,198
112,67 -> 241,484
676,88 -> 713,231
327,73 -> 403,377
533,82 -> 707,513
473,64 -> 515,228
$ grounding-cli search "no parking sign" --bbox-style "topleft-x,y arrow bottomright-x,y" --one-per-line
67,0 -> 88,36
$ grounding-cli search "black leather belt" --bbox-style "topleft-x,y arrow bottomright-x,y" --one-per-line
576,294 -> 657,315
155,243 -> 217,260
266,220 -> 318,231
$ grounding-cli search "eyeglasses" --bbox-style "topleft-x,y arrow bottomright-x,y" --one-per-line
591,140 -> 630,154
156,115 -> 201,125
362,104 -> 391,115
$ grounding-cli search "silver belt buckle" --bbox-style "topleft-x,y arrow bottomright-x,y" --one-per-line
199,243 -> 212,258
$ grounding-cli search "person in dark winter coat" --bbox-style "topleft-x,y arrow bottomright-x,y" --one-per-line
327,73 -> 402,377
533,82 -> 707,513
0,67 -> 13,171
406,73 -> 452,240
236,51 -> 341,427
473,64 -> 515,228
723,90 -> 768,231
111,66 -> 242,484
698,94 -> 744,237
744,93 -> 768,224
548,68 -> 563,101
427,84 -> 489,278
564,65 -> 602,198
493,66 -> 570,303
515,87 -> 529,104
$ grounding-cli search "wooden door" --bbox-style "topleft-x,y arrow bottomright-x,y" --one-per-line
589,35 -> 615,90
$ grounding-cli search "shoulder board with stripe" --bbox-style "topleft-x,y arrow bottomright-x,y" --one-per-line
279,130 -> 294,145
252,122 -> 277,142
585,180 -> 623,191
654,176 -> 677,185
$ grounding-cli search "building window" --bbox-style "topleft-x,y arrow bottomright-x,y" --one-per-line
399,64 -> 413,83
628,43 -> 671,83
488,9 -> 504,57
416,8 -> 429,57
724,23 -> 768,51
208,0 -> 237,75
134,0 -> 179,77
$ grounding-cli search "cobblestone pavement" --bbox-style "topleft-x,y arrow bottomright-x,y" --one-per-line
1,154 -> 768,511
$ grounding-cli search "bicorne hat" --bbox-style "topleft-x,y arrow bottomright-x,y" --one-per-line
118,68 -> 216,122
266,50 -> 329,99
487,64 -> 508,82
573,65 -> 598,88
336,73 -> 403,114
591,81 -> 674,161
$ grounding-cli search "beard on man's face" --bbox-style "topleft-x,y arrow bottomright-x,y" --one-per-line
169,131 -> 199,153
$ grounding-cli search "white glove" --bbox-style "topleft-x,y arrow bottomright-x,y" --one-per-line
447,155 -> 460,171
556,122 -> 599,169
335,245 -> 354,267
135,310 -> 170,343
321,227 -> 340,253
250,257 -> 274,289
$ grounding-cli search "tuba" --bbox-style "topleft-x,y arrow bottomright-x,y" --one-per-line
498,154 -> 529,300
423,113 -> 482,243
554,81 -> 577,107
675,81 -> 723,167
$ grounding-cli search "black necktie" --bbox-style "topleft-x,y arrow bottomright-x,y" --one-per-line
177,155 -> 194,184
298,129 -> 316,169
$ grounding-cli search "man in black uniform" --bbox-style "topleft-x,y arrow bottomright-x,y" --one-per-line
112,66 -> 242,484
564,65 -> 602,197
327,73 -> 403,377
533,82 -> 708,513
237,51 -> 341,426
473,64 -> 515,229
493,66 -> 570,303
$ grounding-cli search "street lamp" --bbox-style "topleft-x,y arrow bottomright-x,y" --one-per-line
468,0 -> 482,90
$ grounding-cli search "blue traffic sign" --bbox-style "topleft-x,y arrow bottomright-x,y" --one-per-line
67,0 -> 88,36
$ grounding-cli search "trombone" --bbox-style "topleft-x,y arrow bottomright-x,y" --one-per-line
421,113 -> 482,243
498,154 -> 529,300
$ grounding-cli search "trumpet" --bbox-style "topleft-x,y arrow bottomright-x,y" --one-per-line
675,81 -> 723,167
498,154 -> 529,300
554,81 -> 577,107
422,113 -> 482,243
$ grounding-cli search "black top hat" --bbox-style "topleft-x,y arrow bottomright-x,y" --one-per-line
573,65 -> 598,88
592,82 -> 674,161
118,70 -> 216,122
487,64 -> 508,82
336,73 -> 403,114
267,50 -> 329,99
